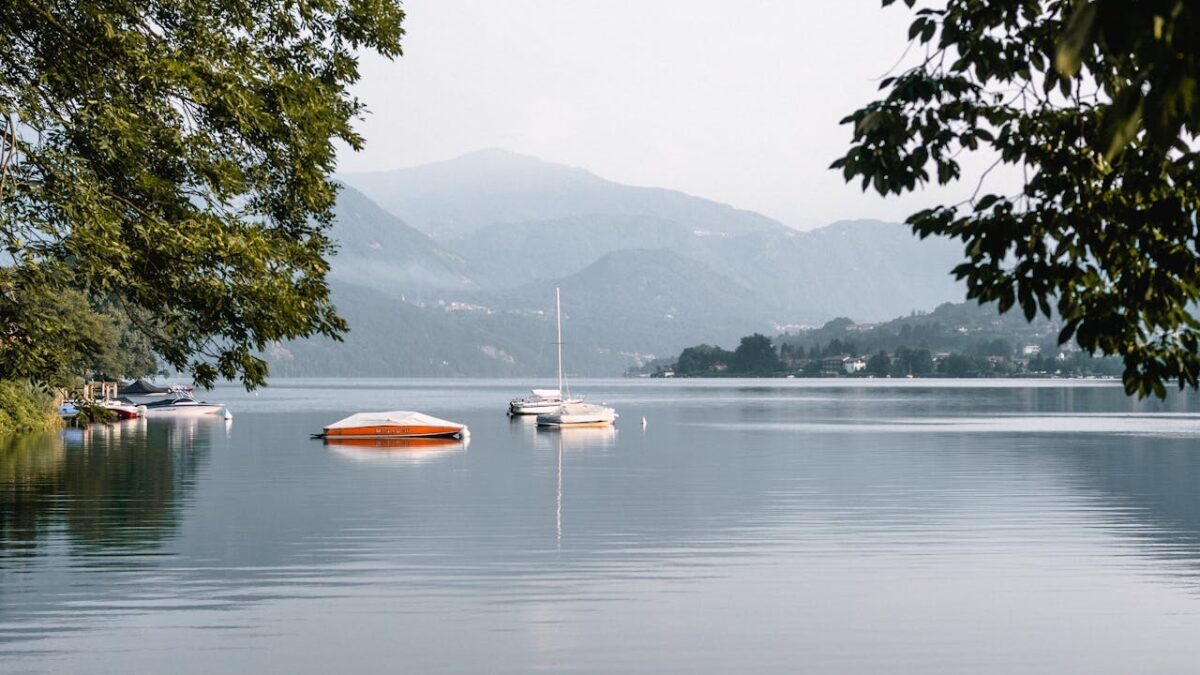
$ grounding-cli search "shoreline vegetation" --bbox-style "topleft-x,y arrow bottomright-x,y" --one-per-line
0,381 -> 63,436
628,302 -> 1126,380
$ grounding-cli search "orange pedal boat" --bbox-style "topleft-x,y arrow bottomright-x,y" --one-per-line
314,411 -> 469,440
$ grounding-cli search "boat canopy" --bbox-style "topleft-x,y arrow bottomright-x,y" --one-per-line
530,389 -> 562,399
119,378 -> 171,395
324,411 -> 463,431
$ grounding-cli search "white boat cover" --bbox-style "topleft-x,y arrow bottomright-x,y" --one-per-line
324,411 -> 463,430
537,402 -> 617,425
530,389 -> 562,399
556,403 -> 607,416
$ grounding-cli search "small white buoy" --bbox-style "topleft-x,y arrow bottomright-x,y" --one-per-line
641,416 -> 647,429
223,410 -> 233,420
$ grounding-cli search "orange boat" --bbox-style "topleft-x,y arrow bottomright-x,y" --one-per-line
315,411 -> 468,440
324,437 -> 464,449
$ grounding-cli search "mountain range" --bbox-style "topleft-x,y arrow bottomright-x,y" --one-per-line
267,149 -> 969,377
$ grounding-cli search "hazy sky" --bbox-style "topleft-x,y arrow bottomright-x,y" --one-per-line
339,0 -> 1003,229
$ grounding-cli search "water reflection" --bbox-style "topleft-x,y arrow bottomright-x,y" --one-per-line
325,437 -> 469,465
1053,435 -> 1200,576
0,433 -> 66,559
0,418 -> 212,561
534,427 -> 618,547
3,382 -> 1200,673
533,425 -> 617,451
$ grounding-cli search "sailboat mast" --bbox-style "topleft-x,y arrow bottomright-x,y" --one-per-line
556,287 -> 564,397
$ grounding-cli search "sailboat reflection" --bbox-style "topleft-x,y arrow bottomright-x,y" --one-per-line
534,424 -> 617,452
325,436 -> 469,466
538,425 -> 618,546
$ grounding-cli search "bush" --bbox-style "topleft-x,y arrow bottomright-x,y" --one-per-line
71,401 -> 116,426
0,380 -> 63,435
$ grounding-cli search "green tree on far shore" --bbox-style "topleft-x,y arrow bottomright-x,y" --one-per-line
867,350 -> 891,377
676,344 -> 733,375
732,334 -> 781,374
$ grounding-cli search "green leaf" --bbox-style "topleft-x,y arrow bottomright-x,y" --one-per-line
1101,85 -> 1145,161
1055,1 -> 1097,77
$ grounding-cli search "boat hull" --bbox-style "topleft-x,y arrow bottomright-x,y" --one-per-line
509,398 -> 582,415
536,419 -> 615,428
104,405 -> 142,420
324,437 -> 465,449
142,403 -> 225,417
509,402 -> 558,415
322,425 -> 466,440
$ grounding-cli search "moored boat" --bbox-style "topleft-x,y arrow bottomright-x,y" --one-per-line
509,388 -> 582,415
99,399 -> 146,420
536,402 -> 617,428
315,411 -> 468,440
510,288 -> 611,423
141,395 -> 226,416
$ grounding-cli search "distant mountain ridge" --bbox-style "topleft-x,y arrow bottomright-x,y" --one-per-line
268,151 -> 971,376
339,148 -> 790,240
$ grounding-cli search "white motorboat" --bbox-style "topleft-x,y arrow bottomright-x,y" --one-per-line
141,395 -> 226,417
537,401 -> 618,428
99,399 -> 146,420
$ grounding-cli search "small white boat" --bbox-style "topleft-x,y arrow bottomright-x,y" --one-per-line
315,411 -> 468,440
141,395 -> 225,417
509,388 -> 582,415
99,399 -> 146,420
537,402 -> 617,428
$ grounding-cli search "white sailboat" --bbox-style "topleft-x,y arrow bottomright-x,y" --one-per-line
508,287 -> 583,415
508,388 -> 579,415
534,289 -> 617,428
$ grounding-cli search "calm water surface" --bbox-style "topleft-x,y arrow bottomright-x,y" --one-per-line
3,378 -> 1200,674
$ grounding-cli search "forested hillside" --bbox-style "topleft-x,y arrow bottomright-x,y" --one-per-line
263,151 -> 972,377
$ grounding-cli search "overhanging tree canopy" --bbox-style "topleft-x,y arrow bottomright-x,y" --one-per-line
834,0 -> 1200,397
0,0 -> 404,388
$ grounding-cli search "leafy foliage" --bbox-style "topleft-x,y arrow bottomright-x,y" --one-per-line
834,0 -> 1200,397
0,0 -> 404,388
0,284 -> 158,386
69,400 -> 116,427
0,380 -> 59,435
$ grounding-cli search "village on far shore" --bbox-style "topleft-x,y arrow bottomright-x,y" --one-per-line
628,301 -> 1123,380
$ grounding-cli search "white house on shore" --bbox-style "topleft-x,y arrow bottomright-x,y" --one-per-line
842,356 -> 867,374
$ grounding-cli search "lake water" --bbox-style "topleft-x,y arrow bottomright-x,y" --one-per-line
3,378 -> 1200,674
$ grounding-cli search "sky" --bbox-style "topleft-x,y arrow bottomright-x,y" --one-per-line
339,0 -> 1006,229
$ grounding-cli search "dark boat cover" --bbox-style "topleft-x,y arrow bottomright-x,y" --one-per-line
118,378 -> 171,395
